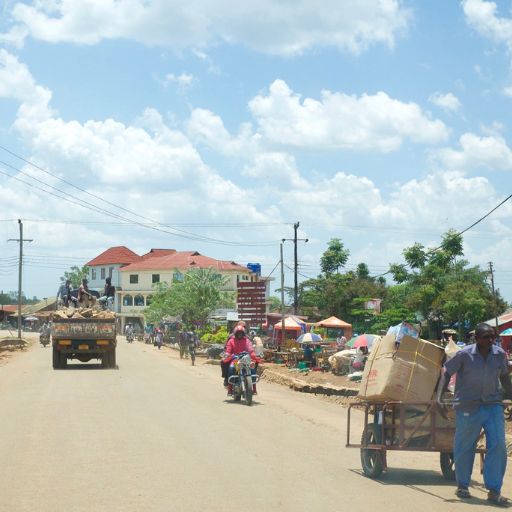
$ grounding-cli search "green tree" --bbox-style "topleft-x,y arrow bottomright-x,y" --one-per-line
144,268 -> 230,329
268,296 -> 282,312
390,231 -> 506,337
320,238 -> 350,274
60,265 -> 89,288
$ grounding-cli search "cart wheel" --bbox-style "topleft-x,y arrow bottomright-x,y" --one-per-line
440,452 -> 456,480
360,423 -> 384,478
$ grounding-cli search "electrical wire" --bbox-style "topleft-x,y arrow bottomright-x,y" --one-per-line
0,147 -> 282,247
369,193 -> 512,279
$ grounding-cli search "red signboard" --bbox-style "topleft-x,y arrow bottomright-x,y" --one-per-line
237,282 -> 267,325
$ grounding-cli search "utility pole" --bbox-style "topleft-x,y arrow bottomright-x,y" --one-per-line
488,261 -> 499,334
7,219 -> 33,341
283,222 -> 308,315
280,242 -> 285,348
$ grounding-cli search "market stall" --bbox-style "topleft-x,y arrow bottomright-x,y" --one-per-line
315,315 -> 352,340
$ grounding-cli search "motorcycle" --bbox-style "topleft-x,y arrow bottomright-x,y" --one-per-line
126,332 -> 134,343
39,333 -> 50,347
227,351 -> 259,406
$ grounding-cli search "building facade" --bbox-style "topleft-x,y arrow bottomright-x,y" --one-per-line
85,246 -> 266,331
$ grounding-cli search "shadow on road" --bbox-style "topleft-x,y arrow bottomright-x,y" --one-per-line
223,399 -> 264,407
348,468 -> 493,504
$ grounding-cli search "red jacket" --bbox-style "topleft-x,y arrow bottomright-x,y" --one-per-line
224,336 -> 255,361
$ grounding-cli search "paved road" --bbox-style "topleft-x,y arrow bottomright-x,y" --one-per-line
0,338 -> 510,511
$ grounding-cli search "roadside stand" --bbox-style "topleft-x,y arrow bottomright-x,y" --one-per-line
345,332 -> 512,479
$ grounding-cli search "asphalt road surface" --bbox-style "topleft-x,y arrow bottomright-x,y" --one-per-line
0,337 -> 510,512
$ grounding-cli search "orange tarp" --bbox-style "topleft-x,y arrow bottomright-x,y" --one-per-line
315,316 -> 352,328
273,317 -> 303,330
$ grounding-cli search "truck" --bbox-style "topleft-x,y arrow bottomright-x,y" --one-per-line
51,315 -> 117,369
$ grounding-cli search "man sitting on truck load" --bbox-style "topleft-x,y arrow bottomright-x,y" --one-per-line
78,278 -> 95,308
99,277 -> 115,310
56,279 -> 75,307
438,323 -> 512,506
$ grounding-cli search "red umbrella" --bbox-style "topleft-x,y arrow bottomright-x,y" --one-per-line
350,334 -> 379,349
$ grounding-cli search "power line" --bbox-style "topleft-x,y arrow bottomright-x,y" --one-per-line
0,147 -> 281,247
369,193 -> 512,279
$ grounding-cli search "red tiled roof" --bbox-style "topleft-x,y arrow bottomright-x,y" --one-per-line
140,249 -> 177,260
86,246 -> 140,266
120,251 -> 248,272
1,305 -> 18,313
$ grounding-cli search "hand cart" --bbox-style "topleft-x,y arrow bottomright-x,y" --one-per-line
346,400 -> 490,479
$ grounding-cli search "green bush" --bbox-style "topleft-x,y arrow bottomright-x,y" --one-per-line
200,326 -> 229,344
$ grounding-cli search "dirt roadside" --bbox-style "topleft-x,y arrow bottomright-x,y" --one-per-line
0,329 -> 38,366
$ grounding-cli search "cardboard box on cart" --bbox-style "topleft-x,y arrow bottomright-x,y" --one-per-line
358,334 -> 444,402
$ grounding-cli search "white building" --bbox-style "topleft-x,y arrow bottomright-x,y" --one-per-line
85,246 -> 266,331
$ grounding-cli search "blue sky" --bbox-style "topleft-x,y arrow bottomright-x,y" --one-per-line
0,0 -> 512,305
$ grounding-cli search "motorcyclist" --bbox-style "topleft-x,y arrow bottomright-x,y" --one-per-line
221,320 -> 247,385
222,325 -> 259,396
39,321 -> 51,344
126,323 -> 134,342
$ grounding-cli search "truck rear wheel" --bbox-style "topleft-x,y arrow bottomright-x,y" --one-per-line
102,350 -> 116,369
60,354 -> 67,369
52,347 -> 59,369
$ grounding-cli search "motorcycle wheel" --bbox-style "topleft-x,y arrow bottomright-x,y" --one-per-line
244,375 -> 253,406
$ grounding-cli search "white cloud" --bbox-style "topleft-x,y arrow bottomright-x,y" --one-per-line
463,0 -> 512,50
435,133 -> 512,172
161,72 -> 195,89
503,85 -> 512,97
3,0 -> 411,56
428,91 -> 461,112
0,49 -> 54,121
249,80 -> 449,152
1,51 -> 512,301
186,108 -> 260,157
242,152 -> 308,190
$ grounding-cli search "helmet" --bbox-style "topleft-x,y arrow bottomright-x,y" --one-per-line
234,325 -> 246,335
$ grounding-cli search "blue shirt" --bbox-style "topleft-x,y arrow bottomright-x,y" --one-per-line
444,343 -> 508,411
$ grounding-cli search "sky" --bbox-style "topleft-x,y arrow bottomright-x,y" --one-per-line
0,0 -> 512,304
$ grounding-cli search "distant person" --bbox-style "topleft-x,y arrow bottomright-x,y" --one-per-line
303,343 -> 315,366
99,277 -> 115,310
56,279 -> 73,307
253,336 -> 264,358
78,278 -> 95,308
179,330 -> 190,359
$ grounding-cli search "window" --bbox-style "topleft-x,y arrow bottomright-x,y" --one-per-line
129,274 -> 138,284
123,295 -> 133,306
134,294 -> 145,306
101,268 -> 106,279
241,275 -> 249,281
91,269 -> 97,280
146,295 -> 152,306
109,267 -> 114,278
173,272 -> 183,283
152,274 -> 160,284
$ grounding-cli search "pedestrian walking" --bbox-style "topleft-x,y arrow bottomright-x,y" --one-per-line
438,323 -> 512,505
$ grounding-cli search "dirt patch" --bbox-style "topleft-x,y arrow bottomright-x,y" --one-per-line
260,363 -> 360,405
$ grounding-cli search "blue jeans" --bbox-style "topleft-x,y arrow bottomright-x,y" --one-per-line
454,405 -> 507,492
